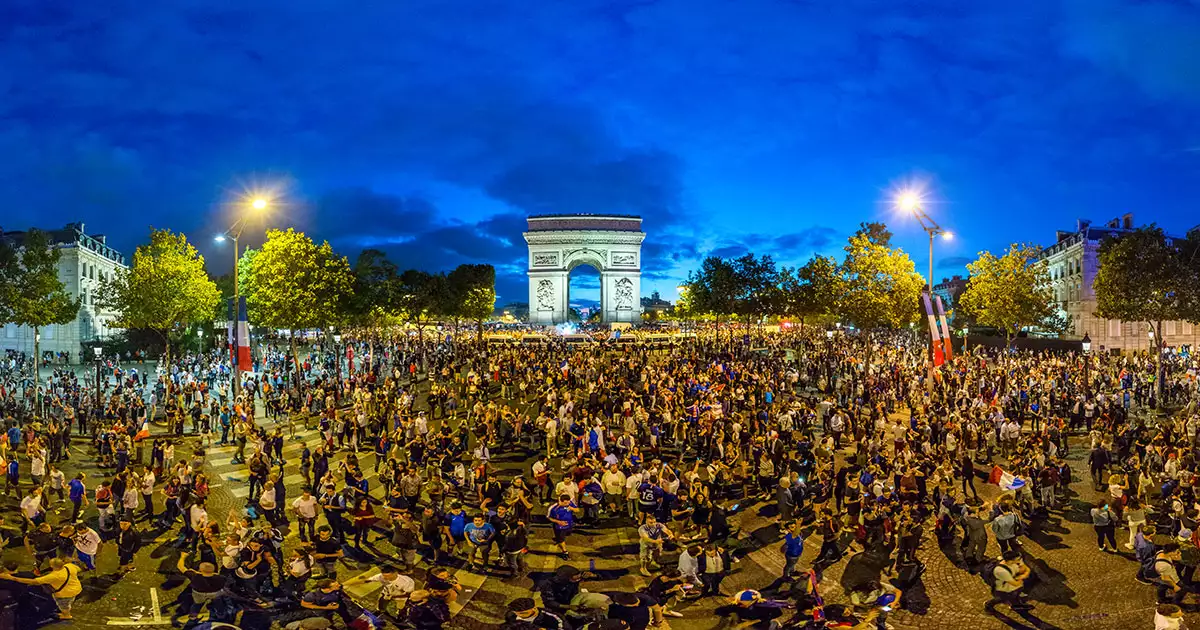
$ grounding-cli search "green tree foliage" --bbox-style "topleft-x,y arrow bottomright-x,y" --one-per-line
732,254 -> 780,323
398,269 -> 445,332
448,264 -> 497,337
779,254 -> 839,331
958,244 -> 1061,344
680,256 -> 741,330
1093,226 -> 1199,399
0,230 -> 80,410
347,249 -> 403,330
242,228 -> 353,373
102,229 -> 219,366
837,223 -> 923,366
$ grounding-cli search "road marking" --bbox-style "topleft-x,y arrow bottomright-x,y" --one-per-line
106,587 -> 170,626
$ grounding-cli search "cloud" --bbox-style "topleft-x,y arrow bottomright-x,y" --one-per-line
937,256 -> 972,270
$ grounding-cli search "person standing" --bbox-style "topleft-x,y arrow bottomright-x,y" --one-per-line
1091,500 -> 1118,553
68,523 -> 102,571
547,495 -> 581,559
781,519 -> 805,581
464,513 -> 496,572
115,518 -> 141,573
139,466 -> 156,521
291,488 -> 319,543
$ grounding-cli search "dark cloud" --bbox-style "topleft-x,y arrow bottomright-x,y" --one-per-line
2,0 -> 1198,302
937,256 -> 972,270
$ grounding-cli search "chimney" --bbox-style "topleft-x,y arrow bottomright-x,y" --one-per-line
1106,217 -> 1120,228
95,234 -> 106,244
1077,219 -> 1091,232
1122,213 -> 1133,229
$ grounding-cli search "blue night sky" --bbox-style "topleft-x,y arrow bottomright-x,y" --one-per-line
3,0 -> 1200,307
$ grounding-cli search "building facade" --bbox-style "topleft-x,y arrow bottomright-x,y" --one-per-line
1,223 -> 128,362
1039,214 -> 1196,352
932,275 -> 968,323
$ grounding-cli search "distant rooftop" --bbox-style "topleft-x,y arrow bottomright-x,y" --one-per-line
526,214 -> 643,232
1,222 -> 127,266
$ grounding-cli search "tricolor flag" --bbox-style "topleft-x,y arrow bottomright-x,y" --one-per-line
134,419 -> 150,441
921,291 -> 945,366
228,296 -> 252,372
934,295 -> 953,361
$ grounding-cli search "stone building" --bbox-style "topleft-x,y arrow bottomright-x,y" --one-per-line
1,222 -> 127,362
932,275 -> 968,322
1039,214 -> 1196,352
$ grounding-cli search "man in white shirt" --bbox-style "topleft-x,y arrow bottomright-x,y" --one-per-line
20,487 -> 44,530
68,524 -> 102,571
625,471 -> 644,519
343,564 -> 415,618
292,489 -> 320,542
601,464 -> 627,516
140,467 -> 156,520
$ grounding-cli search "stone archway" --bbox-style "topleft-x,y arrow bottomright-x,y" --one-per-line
524,215 -> 645,324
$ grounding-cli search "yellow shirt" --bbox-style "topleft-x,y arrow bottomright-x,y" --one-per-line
32,564 -> 82,598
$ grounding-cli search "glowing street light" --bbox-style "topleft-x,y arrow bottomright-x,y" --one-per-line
894,187 -> 952,292
215,192 -> 274,401
896,190 -> 922,213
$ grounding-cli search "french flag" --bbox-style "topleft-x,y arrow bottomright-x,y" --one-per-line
228,297 -> 252,372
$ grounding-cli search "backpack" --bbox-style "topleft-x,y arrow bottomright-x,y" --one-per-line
980,560 -> 1007,589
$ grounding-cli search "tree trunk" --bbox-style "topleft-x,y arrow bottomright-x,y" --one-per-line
476,318 -> 483,339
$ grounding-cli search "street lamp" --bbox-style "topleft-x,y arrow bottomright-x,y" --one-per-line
895,189 -> 953,292
333,333 -> 343,406
33,332 -> 42,417
215,194 -> 271,402
1081,332 -> 1092,400
93,345 -> 103,412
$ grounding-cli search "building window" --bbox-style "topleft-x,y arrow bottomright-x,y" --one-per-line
1185,322 -> 1195,336
1166,321 -> 1177,336
1109,320 -> 1122,338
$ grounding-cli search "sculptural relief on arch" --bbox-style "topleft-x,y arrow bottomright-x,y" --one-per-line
523,215 -> 645,324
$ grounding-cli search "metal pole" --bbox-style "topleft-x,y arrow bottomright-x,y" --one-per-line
927,230 -> 935,293
95,353 -> 101,411
232,236 -> 241,404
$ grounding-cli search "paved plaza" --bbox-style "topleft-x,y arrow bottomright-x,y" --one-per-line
0,370 -> 1191,630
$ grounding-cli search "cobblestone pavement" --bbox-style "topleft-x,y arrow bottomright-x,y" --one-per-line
5,382 -> 1194,630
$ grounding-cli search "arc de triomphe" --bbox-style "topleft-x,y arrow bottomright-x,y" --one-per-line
523,215 -> 645,324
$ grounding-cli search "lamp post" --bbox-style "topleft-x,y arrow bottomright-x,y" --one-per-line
896,190 -> 953,293
1081,332 -> 1091,400
215,195 -> 270,404
93,345 -> 103,412
33,331 -> 41,417
333,333 -> 343,406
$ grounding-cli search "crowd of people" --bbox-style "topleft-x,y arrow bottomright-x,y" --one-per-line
0,328 -> 1196,630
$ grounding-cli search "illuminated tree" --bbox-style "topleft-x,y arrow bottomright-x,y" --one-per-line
448,264 -> 497,338
242,228 -> 353,375
837,222 -> 924,368
958,244 -> 1061,346
1093,226 -> 1198,400
0,230 -> 81,412
102,229 -> 218,367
